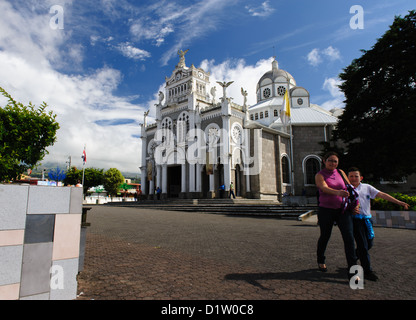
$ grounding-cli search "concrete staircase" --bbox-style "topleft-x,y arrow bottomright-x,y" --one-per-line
104,198 -> 317,220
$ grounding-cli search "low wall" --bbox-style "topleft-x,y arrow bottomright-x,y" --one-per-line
83,196 -> 137,205
371,210 -> 416,230
0,185 -> 83,300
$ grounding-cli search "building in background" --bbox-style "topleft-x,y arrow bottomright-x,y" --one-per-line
140,51 -> 340,201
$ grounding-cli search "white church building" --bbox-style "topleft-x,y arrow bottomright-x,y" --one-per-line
140,50 -> 340,200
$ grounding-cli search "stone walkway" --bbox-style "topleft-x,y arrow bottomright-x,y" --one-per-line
76,205 -> 416,301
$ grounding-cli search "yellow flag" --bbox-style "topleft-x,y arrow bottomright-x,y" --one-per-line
280,90 -> 291,125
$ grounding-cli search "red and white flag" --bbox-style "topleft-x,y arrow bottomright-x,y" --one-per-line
81,148 -> 87,165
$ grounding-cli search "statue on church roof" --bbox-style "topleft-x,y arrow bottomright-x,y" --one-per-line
210,87 -> 217,104
143,109 -> 150,127
158,91 -> 164,105
241,87 -> 248,110
177,49 -> 189,68
217,81 -> 234,101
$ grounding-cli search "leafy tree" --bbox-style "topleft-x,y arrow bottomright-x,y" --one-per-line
0,87 -> 60,181
64,167 -> 82,185
84,168 -> 104,191
335,11 -> 416,180
64,167 -> 104,194
103,168 -> 124,197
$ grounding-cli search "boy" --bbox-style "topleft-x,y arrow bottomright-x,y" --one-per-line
347,167 -> 409,281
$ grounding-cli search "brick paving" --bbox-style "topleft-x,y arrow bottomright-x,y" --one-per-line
76,205 -> 416,300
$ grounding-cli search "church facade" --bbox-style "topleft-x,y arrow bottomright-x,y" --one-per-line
140,50 -> 339,200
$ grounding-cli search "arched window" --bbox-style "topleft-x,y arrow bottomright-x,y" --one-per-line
161,117 -> 173,145
281,155 -> 290,184
205,124 -> 221,163
177,112 -> 190,143
162,117 -> 172,130
303,156 -> 321,185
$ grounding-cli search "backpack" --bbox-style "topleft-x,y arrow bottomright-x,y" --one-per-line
337,169 -> 359,214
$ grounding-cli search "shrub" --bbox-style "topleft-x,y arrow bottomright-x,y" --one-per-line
371,193 -> 416,211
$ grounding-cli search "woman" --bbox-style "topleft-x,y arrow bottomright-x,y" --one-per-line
315,152 -> 357,277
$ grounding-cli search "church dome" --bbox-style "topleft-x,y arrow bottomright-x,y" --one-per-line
259,62 -> 295,85
257,59 -> 296,89
256,59 -> 296,103
257,69 -> 296,86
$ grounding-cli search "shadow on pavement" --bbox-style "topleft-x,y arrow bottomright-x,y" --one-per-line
224,268 -> 348,290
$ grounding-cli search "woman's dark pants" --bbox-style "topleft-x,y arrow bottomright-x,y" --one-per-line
317,207 -> 357,268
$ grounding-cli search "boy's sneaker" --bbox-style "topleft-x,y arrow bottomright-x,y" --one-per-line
365,270 -> 379,281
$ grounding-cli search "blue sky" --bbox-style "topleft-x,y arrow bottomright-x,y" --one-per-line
0,0 -> 414,173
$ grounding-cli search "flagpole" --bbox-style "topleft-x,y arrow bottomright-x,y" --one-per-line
82,164 -> 85,186
288,91 -> 295,196
82,145 -> 86,187
289,121 -> 295,196
280,89 -> 294,195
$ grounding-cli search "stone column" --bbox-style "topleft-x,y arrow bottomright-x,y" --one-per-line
156,165 -> 162,192
140,166 -> 147,196
162,164 -> 167,196
149,178 -> 154,199
189,164 -> 195,193
208,173 -> 215,198
222,114 -> 231,196
196,164 -> 201,193
181,163 -> 187,193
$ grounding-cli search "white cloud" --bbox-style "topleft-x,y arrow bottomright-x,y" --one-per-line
89,36 -> 151,61
199,57 -> 273,106
307,46 -> 341,67
130,19 -> 175,46
307,49 -> 322,67
86,0 -> 237,66
155,26 -> 175,46
117,42 -> 151,60
320,99 -> 345,111
0,1 -> 67,67
322,46 -> 341,61
0,1 -> 149,172
323,77 -> 343,98
90,35 -> 114,46
246,1 -> 275,17
152,0 -> 238,65
321,77 -> 345,110
0,51 -> 145,172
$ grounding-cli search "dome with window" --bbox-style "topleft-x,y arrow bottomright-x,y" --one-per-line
256,59 -> 296,103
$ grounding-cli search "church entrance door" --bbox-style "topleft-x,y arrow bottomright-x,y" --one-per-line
235,165 -> 241,196
167,165 -> 181,197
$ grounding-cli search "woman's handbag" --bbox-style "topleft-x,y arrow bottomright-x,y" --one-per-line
337,169 -> 360,214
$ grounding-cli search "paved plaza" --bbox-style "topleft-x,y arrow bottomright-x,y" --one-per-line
76,205 -> 416,301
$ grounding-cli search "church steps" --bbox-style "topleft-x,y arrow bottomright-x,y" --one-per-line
104,200 -> 317,219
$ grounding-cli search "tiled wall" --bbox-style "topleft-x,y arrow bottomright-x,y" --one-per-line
0,185 -> 83,300
372,210 -> 416,229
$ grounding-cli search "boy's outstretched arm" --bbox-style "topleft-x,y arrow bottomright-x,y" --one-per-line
376,192 -> 409,210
